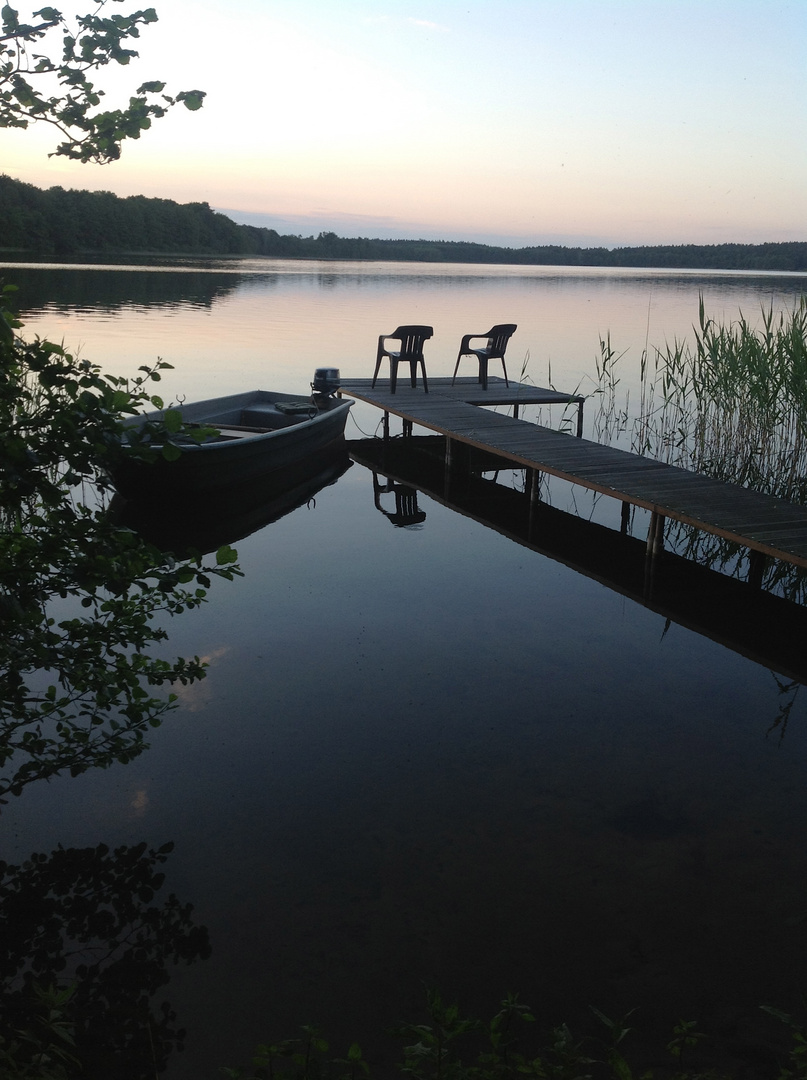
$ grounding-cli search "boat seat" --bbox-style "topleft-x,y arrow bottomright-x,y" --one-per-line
214,426 -> 270,439
241,403 -> 309,429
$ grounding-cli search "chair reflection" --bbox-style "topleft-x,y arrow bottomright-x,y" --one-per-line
452,323 -> 517,389
372,473 -> 427,528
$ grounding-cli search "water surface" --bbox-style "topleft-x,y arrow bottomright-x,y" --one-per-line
2,260 -> 807,1077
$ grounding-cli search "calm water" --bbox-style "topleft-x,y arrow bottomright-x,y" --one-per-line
3,260 -> 807,1077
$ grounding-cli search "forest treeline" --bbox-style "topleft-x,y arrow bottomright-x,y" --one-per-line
1,174 -> 806,271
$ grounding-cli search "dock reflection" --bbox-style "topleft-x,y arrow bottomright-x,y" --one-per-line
350,435 -> 807,686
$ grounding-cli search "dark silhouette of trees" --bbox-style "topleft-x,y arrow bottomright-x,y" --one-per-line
2,175 -> 806,269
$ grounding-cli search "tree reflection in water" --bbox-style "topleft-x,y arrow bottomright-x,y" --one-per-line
0,841 -> 210,1078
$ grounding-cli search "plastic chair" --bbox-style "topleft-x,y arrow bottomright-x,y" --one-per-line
452,324 -> 517,390
372,325 -> 433,394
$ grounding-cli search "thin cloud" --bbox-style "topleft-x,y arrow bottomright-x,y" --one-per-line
407,18 -> 449,31
360,15 -> 448,32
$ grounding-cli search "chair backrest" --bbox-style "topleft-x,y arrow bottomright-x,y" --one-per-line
392,325 -> 433,361
485,324 -> 517,358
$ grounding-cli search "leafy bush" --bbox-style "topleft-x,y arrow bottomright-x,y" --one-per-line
0,283 -> 240,800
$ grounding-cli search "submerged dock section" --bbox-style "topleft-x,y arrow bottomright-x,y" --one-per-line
339,376 -> 807,571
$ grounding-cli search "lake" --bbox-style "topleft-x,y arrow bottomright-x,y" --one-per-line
3,259 -> 807,1078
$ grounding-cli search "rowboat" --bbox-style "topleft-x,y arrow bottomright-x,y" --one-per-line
111,384 -> 353,497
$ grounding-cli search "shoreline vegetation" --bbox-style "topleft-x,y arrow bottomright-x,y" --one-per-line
1,175 -> 806,271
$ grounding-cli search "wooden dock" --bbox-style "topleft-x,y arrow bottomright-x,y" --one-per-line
349,435 -> 807,684
339,376 -> 807,570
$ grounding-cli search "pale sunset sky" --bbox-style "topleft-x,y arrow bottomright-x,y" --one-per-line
4,0 -> 806,248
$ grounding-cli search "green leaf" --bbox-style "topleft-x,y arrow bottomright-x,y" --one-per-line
178,89 -> 205,111
215,544 -> 238,565
162,407 -> 182,433
2,5 -> 19,32
160,442 -> 182,461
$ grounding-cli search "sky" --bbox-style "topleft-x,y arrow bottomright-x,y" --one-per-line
3,0 -> 806,248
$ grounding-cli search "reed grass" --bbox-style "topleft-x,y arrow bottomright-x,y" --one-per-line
591,296 -> 807,597
598,296 -> 807,502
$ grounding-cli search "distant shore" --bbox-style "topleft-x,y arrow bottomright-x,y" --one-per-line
1,174 -> 806,272
3,250 -> 807,276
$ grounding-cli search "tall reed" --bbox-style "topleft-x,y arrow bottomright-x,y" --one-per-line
591,296 -> 807,597
630,296 -> 807,502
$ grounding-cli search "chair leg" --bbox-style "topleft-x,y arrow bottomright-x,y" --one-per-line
409,361 -> 418,389
390,359 -> 398,394
371,356 -> 382,388
501,358 -> 509,387
421,361 -> 428,393
451,352 -> 463,386
479,358 -> 488,390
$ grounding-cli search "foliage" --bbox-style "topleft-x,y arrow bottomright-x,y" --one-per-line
632,297 -> 807,503
0,841 -> 210,1078
3,175 -> 807,267
592,297 -> 807,502
0,1 -> 205,162
760,1007 -> 807,1080
0,283 -> 241,800
0,173 -> 248,256
0,981 -> 78,1079
223,992 -> 807,1080
588,297 -> 807,598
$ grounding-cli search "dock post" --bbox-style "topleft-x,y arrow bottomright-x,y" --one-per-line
647,511 -> 665,556
748,549 -> 767,589
643,512 -> 664,601
620,501 -> 630,534
576,399 -> 584,438
527,468 -> 541,540
527,467 -> 541,505
382,411 -> 390,441
444,437 -> 454,499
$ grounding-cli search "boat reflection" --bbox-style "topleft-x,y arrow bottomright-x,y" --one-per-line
350,435 -> 807,686
114,440 -> 351,554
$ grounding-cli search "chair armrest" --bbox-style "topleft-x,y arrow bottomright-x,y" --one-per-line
458,333 -> 486,353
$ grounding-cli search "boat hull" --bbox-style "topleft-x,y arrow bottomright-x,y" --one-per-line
111,390 -> 353,497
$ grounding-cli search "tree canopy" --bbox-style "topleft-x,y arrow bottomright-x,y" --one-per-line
0,2 -> 204,162
3,174 -> 807,270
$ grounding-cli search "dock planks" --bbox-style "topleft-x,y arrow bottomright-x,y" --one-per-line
339,376 -> 807,569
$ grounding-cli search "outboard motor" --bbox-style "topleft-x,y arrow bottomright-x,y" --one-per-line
311,367 -> 341,400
